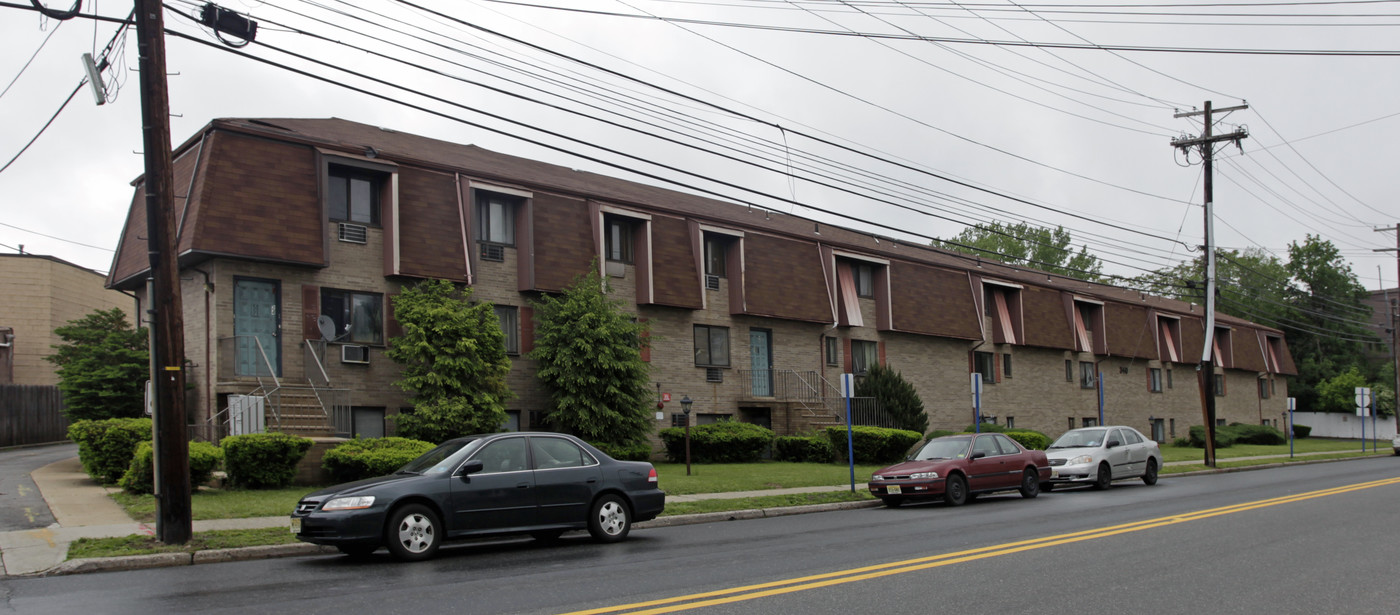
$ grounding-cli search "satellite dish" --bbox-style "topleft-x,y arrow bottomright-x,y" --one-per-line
316,315 -> 337,341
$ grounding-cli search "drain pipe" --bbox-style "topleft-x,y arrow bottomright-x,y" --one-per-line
191,267 -> 214,440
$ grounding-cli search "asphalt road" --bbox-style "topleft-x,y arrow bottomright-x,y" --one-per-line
3,456 -> 1399,615
0,444 -> 73,532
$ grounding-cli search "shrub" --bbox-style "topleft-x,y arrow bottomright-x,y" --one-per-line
1004,430 -> 1052,451
67,418 -> 154,484
658,420 -> 774,463
963,423 -> 1009,433
925,429 -> 958,440
1226,423 -> 1286,445
589,440 -> 653,462
1171,437 -> 1191,448
773,435 -> 836,463
1292,424 -> 1312,439
1187,425 -> 1238,449
118,440 -> 223,494
825,425 -> 921,464
855,365 -> 928,433
221,433 -> 313,489
322,437 -> 435,483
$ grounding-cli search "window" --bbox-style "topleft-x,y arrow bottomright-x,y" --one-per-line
972,435 -> 1001,458
1082,417 -> 1098,428
855,263 -> 874,298
704,236 -> 728,277
1068,417 -> 1076,431
852,340 -> 879,374
605,216 -> 634,263
1258,377 -> 1271,399
671,413 -> 689,427
1005,416 -> 1015,429
1080,361 -> 1097,389
1214,373 -> 1226,397
825,336 -> 840,366
476,191 -> 518,246
982,283 -> 1022,345
694,325 -> 730,367
1002,354 -> 1012,379
472,437 -> 528,474
973,351 -> 995,385
1123,429 -> 1144,445
351,407 -> 385,438
531,437 -> 594,470
1149,368 -> 1162,393
993,434 -> 1022,455
1167,368 -> 1173,389
494,305 -> 519,354
1065,359 -> 1074,382
328,166 -> 382,225
321,289 -> 383,345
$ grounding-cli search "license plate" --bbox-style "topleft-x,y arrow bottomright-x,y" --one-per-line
290,517 -> 301,534
887,485 -> 902,495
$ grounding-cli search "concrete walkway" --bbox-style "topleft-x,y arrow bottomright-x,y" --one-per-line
1,448 -> 1389,578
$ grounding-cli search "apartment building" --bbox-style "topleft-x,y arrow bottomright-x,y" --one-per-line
1,253 -> 136,385
104,118 -> 1296,444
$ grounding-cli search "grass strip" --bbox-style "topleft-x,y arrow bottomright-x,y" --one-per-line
660,491 -> 875,516
67,527 -> 300,560
112,487 -> 309,522
1163,450 -> 1392,474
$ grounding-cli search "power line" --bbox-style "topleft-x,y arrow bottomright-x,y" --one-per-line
0,220 -> 115,251
0,80 -> 84,175
0,18 -> 62,100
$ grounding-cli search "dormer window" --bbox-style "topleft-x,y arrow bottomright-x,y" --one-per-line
605,215 -> 635,264
477,191 -> 519,246
855,264 -> 874,298
328,166 -> 382,225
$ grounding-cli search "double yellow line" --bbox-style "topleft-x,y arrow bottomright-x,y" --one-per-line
563,477 -> 1400,615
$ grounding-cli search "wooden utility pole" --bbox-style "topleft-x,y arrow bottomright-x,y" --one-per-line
1171,101 -> 1248,468
1377,224 -> 1399,433
135,0 -> 191,544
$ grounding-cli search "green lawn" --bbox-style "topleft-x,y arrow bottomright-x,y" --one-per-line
68,527 -> 300,560
1159,438 -> 1388,463
112,486 -> 313,523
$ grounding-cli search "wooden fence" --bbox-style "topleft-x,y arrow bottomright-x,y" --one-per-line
0,385 -> 70,447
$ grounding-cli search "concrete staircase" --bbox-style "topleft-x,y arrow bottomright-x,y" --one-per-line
268,386 -> 336,437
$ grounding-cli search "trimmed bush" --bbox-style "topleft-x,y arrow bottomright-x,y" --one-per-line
1292,424 -> 1312,439
590,440 -> 653,462
222,433 -> 313,489
773,435 -> 836,463
963,423 -> 1009,433
67,418 -> 153,484
1172,437 -> 1190,448
118,440 -> 223,494
1187,425 -> 1238,449
825,425 -> 921,464
925,429 -> 958,440
1004,430 -> 1052,451
658,420 -> 774,463
1226,423 -> 1286,445
322,437 -> 435,483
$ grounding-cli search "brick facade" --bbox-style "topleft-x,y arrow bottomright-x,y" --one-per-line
1,254 -> 135,386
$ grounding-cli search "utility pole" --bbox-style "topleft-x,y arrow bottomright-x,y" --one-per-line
1377,224 -> 1399,434
1171,101 -> 1248,468
135,0 -> 191,544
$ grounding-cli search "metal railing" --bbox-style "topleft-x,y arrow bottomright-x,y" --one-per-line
304,340 -> 352,437
736,369 -> 897,428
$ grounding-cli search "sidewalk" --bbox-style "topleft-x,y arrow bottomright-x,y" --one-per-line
1,449 -> 1388,578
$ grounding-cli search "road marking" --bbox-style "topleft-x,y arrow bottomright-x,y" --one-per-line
562,477 -> 1400,615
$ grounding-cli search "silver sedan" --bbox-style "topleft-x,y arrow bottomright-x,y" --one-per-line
1043,426 -> 1161,490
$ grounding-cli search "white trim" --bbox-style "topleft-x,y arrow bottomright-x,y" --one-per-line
1072,296 -> 1104,306
468,181 -> 532,199
831,250 -> 889,265
981,279 -> 1023,290
644,219 -> 655,304
600,204 -> 651,220
699,224 -> 744,237
390,173 -> 401,275
317,147 -> 399,168
1157,313 -> 1181,322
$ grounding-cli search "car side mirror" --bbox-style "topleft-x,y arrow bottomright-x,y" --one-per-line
459,459 -> 484,476
971,451 -> 986,460
1106,440 -> 1121,449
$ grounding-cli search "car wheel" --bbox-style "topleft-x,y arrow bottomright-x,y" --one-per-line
1040,482 -> 1054,492
588,494 -> 631,543
384,504 -> 442,562
337,545 -> 376,558
531,530 -> 566,542
1018,469 -> 1040,499
880,496 -> 904,508
943,474 -> 968,507
1142,459 -> 1160,485
1093,462 -> 1112,490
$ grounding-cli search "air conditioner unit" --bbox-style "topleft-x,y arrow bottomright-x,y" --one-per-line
341,344 -> 370,364
706,368 -> 723,383
480,243 -> 504,262
338,223 -> 367,244
705,275 -> 720,290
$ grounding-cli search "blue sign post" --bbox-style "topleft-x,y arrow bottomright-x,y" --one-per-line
971,373 -> 983,433
1097,371 -> 1105,426
1287,397 -> 1296,458
841,373 -> 856,493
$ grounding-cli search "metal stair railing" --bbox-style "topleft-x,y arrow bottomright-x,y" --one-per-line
304,340 -> 352,437
205,335 -> 283,442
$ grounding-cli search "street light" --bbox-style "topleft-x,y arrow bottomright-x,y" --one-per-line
680,395 -> 693,476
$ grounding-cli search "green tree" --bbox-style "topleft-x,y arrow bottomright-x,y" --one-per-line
1131,247 -> 1294,329
1314,366 -> 1369,414
530,268 -> 652,447
45,308 -> 148,421
854,365 -> 928,434
932,221 -> 1104,282
386,279 -> 512,443
1283,235 -> 1377,410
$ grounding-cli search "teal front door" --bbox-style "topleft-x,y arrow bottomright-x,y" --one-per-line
750,329 -> 772,397
234,278 -> 281,377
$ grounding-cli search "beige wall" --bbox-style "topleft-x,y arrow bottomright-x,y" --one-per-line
0,255 -> 135,385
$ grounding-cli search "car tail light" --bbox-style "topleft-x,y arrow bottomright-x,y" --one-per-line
648,467 -> 658,484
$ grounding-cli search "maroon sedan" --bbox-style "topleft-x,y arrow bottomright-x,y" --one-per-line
868,433 -> 1051,507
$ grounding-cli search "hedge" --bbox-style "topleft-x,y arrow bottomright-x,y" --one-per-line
590,441 -> 653,462
67,418 -> 153,484
1292,424 -> 1312,439
1004,430 -> 1052,451
824,425 -> 921,464
1187,423 -> 1287,449
322,437 -> 435,483
773,435 -> 836,463
118,440 -> 223,494
221,432 -> 313,489
658,421 -> 774,463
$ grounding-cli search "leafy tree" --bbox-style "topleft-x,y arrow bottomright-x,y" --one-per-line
1283,235 -> 1377,410
854,365 -> 928,434
1131,247 -> 1294,329
386,279 -> 512,443
1314,366 -> 1368,414
45,308 -> 148,421
530,268 -> 652,447
932,221 -> 1104,282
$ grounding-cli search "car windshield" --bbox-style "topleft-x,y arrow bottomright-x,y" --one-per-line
1049,429 -> 1107,449
912,437 -> 971,460
398,439 -> 476,474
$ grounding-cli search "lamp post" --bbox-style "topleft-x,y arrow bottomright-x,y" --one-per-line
680,395 -> 693,476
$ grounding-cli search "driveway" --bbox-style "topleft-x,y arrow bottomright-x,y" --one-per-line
0,443 -> 76,532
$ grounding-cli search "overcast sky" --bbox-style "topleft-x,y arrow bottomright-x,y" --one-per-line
3,0 -> 1397,301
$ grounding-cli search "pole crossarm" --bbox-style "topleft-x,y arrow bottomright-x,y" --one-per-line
1171,130 -> 1249,150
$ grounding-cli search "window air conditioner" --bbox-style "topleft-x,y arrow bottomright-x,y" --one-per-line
341,344 -> 370,364
338,223 -> 368,244
705,275 -> 720,291
480,243 -> 505,262
706,368 -> 723,383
